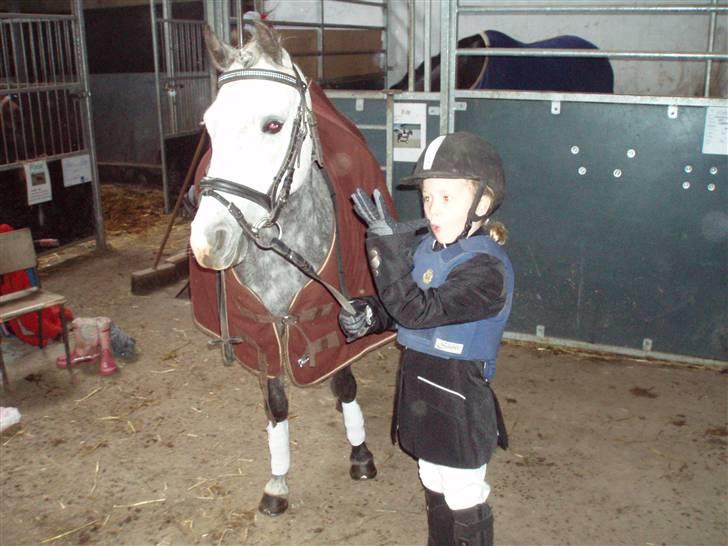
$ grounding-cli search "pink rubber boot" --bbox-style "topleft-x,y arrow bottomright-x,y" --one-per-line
56,350 -> 99,369
98,349 -> 117,376
56,318 -> 100,369
97,319 -> 118,376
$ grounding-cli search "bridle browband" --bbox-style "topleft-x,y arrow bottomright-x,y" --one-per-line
199,66 -> 354,315
217,67 -> 301,88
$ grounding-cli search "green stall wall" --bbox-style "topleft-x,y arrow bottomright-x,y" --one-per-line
333,96 -> 727,362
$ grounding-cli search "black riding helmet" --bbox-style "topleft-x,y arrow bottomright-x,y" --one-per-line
400,132 -> 505,238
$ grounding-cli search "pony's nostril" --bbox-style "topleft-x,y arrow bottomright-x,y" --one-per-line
213,229 -> 227,252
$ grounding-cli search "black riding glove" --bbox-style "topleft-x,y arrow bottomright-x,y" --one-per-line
351,188 -> 428,238
338,298 -> 375,342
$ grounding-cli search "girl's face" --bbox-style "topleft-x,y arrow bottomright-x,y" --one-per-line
422,178 -> 477,245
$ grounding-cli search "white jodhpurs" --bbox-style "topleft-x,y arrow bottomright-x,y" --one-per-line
418,458 -> 490,510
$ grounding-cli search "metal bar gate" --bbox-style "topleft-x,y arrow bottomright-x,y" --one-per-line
150,0 -> 211,213
0,0 -> 104,249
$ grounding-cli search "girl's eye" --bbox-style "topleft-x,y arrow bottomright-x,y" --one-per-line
422,195 -> 431,203
442,195 -> 450,203
263,120 -> 283,134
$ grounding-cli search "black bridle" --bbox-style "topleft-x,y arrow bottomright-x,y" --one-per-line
200,66 -> 319,230
199,66 -> 354,315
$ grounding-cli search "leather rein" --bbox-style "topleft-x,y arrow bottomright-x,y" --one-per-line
199,67 -> 354,315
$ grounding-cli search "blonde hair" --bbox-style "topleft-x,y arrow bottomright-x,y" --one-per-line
486,221 -> 508,245
469,182 -> 508,245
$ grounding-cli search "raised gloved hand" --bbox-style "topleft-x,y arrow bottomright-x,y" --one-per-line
338,299 -> 375,342
351,188 -> 427,237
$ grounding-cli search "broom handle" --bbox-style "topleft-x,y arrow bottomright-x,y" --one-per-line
153,130 -> 208,270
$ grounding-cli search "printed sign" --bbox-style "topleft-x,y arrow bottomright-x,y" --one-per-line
23,160 -> 52,205
393,103 -> 427,162
62,154 -> 93,187
702,106 -> 728,156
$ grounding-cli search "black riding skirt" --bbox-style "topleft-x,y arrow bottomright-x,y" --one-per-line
394,349 -> 500,469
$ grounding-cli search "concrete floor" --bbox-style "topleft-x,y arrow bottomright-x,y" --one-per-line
1,225 -> 726,546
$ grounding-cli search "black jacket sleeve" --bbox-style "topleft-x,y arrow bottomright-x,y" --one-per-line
365,232 -> 506,329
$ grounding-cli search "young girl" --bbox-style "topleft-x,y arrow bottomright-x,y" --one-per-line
340,132 -> 513,546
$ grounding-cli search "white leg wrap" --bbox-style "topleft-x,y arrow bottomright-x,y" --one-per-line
341,400 -> 366,447
266,420 -> 290,477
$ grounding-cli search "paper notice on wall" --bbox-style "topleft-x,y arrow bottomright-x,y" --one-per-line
393,103 -> 427,162
23,160 -> 52,205
62,154 -> 92,187
702,106 -> 728,156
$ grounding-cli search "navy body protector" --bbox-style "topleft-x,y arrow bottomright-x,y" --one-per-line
396,233 -> 514,381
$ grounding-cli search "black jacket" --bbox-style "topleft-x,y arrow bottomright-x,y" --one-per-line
362,228 -> 508,467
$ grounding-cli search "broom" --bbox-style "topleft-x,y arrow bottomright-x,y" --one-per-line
130,130 -> 207,295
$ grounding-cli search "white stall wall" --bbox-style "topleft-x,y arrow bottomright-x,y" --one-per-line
264,0 -> 727,97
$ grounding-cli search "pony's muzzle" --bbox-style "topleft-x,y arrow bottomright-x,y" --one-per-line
190,221 -> 248,270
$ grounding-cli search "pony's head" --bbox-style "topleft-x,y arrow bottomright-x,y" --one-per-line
190,22 -> 316,270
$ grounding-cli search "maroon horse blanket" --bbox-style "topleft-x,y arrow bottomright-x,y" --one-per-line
189,82 -> 395,386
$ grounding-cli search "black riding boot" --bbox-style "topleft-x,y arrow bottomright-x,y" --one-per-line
425,488 -> 453,546
452,503 -> 493,546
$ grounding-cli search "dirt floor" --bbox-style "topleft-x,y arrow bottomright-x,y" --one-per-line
1,192 -> 726,546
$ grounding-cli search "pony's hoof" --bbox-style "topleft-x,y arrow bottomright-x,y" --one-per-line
258,493 -> 288,516
350,442 -> 377,480
350,459 -> 377,480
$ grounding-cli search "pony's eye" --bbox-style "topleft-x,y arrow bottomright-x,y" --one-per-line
263,120 -> 283,134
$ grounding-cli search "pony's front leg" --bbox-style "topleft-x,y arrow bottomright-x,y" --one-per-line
332,366 -> 377,480
259,376 -> 290,516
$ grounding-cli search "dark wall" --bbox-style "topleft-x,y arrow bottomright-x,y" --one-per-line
85,1 -> 203,74
0,165 -> 95,245
85,5 -> 155,73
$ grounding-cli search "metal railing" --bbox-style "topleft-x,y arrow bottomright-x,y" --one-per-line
231,0 -> 387,86
154,17 -> 210,138
437,1 -> 728,132
150,0 -> 212,211
1,13 -> 85,169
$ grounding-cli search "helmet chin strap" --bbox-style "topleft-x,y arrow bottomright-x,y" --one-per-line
457,181 -> 489,241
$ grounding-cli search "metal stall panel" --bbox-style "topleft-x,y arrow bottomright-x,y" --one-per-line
244,0 -> 387,89
151,1 -> 209,211
0,7 -> 103,248
331,96 -> 389,162
331,92 -> 727,364
330,93 -> 440,218
281,1 -> 728,366
455,97 -> 727,363
155,18 -> 209,139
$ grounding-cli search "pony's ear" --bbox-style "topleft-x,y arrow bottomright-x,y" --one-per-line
255,20 -> 283,65
204,24 -> 237,72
